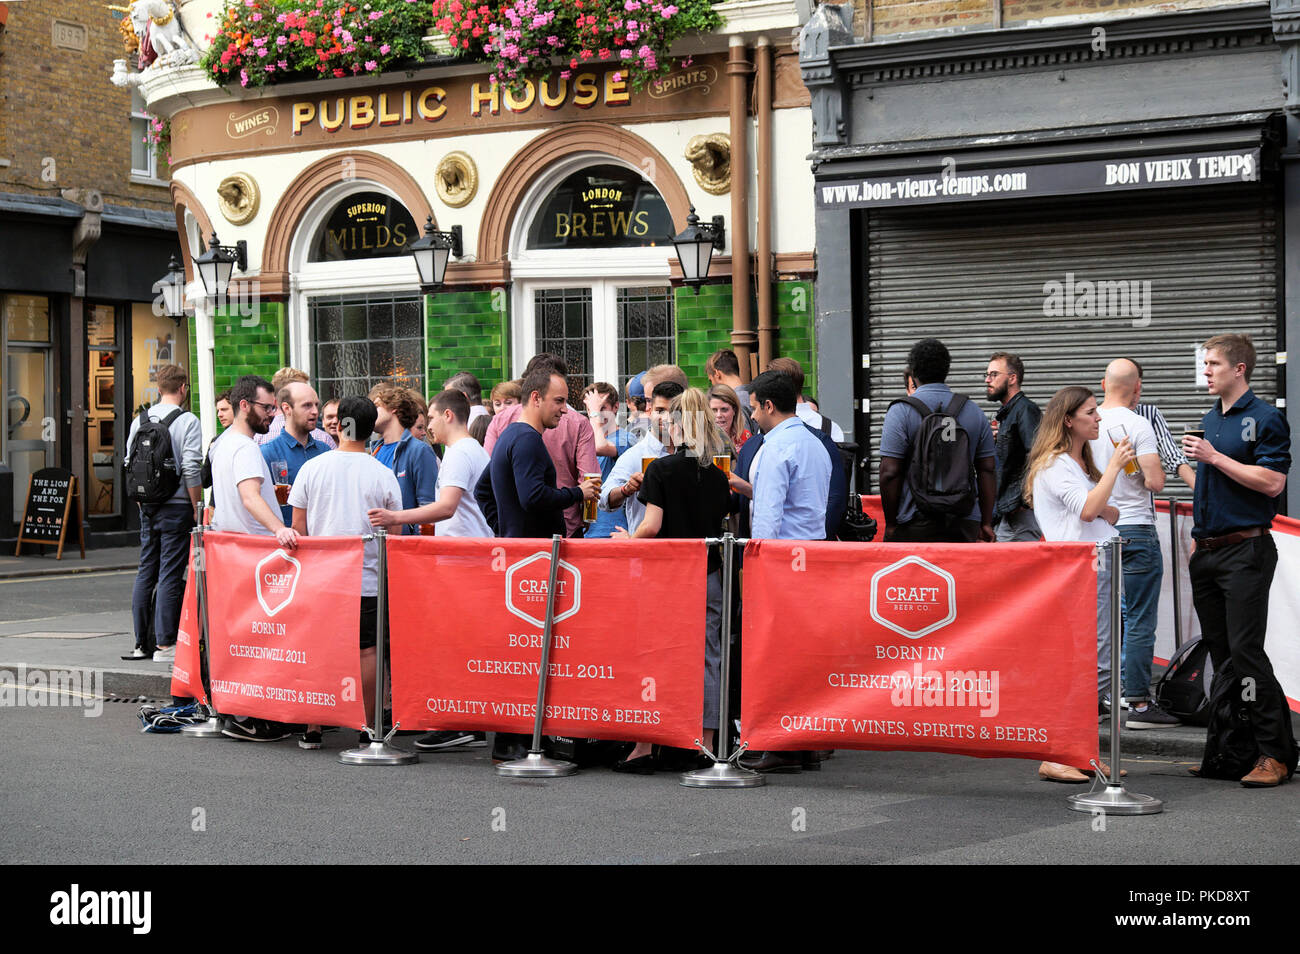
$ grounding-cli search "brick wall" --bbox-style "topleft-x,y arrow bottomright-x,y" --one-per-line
674,279 -> 818,396
425,289 -> 510,397
0,0 -> 170,209
853,0 -> 1256,38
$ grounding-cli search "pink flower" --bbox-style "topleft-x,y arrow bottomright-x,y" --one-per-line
379,43 -> 391,53
364,59 -> 378,70
368,9 -> 383,19
251,11 -> 262,20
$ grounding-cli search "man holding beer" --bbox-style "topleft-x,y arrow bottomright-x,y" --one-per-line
1089,358 -> 1177,728
260,380 -> 330,526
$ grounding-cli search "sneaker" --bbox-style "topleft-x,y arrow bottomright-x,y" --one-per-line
126,647 -> 150,660
1126,700 -> 1181,730
298,730 -> 322,749
413,730 -> 486,751
221,718 -> 291,743
152,645 -> 175,662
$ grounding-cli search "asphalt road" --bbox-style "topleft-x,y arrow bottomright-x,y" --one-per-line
1,702 -> 1293,866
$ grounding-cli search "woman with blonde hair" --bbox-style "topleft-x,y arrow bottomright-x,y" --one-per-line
612,388 -> 733,773
708,383 -> 751,450
1023,385 -> 1135,783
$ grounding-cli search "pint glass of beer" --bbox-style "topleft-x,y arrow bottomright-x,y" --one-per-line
582,472 -> 601,523
713,454 -> 732,475
1106,426 -> 1139,476
641,455 -> 656,474
271,459 -> 291,504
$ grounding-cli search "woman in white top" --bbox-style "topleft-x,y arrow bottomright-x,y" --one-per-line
1023,386 -> 1135,783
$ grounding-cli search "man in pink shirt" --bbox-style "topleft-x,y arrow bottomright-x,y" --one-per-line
484,354 -> 598,536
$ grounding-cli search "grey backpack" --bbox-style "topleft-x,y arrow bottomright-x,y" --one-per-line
891,394 -> 976,519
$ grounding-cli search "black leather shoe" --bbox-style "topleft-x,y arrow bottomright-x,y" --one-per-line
740,751 -> 803,773
612,754 -> 657,775
800,751 -> 822,771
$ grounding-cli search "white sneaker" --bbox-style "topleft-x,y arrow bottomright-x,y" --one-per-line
127,648 -> 149,659
152,646 -> 175,662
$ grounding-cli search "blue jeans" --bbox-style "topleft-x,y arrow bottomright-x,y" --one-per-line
1117,524 -> 1163,700
132,503 -> 195,651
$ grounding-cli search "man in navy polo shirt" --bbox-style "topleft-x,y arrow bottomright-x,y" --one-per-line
1183,333 -> 1294,787
260,381 -> 329,525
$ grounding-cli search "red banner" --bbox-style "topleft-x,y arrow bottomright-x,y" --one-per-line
741,541 -> 1099,767
203,532 -> 367,729
169,540 -> 207,705
389,537 -> 706,747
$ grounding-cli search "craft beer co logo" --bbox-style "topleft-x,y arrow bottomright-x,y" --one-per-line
869,556 -> 956,639
505,552 -> 581,628
255,549 -> 302,617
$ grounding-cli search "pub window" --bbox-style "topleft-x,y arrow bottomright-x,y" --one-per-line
526,164 -> 674,250
130,89 -> 155,180
534,287 -> 595,405
311,293 -> 424,402
617,286 -> 675,380
309,190 -> 419,262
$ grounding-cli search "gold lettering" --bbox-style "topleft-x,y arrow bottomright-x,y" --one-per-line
319,98 -> 345,133
378,92 -> 401,125
612,210 -> 632,235
540,75 -> 567,109
573,73 -> 598,108
471,81 -> 500,117
403,89 -> 412,122
360,227 -> 373,250
393,223 -> 409,247
504,79 -> 535,113
292,101 -> 315,136
554,213 -> 570,238
349,95 -> 375,129
605,70 -> 630,106
633,210 -> 650,236
417,87 -> 446,121
376,225 -> 391,248
330,228 -> 348,250
573,212 -> 587,238
591,213 -> 606,239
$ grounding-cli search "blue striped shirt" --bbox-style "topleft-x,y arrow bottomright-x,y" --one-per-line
750,416 -> 831,540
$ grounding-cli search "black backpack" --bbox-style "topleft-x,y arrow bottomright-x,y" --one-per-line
890,394 -> 976,519
125,406 -> 185,505
1153,637 -> 1214,726
1197,660 -> 1299,781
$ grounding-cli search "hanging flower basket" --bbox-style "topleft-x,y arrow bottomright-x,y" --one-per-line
431,0 -> 724,95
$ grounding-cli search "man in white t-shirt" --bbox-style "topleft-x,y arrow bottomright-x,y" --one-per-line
207,374 -> 299,743
289,395 -> 402,750
1090,358 -> 1177,729
368,388 -> 490,752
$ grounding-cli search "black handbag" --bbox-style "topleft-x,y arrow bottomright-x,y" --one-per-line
837,493 -> 878,542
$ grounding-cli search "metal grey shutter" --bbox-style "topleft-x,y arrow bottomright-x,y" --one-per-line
862,186 -> 1279,500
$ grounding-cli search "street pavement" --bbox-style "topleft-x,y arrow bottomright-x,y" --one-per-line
0,702 -> 1294,865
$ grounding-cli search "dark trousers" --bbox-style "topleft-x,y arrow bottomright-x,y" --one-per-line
892,517 -> 980,543
1190,534 -> 1295,763
132,503 -> 195,651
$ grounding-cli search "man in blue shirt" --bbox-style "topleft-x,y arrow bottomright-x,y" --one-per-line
879,337 -> 997,543
368,384 -> 439,535
1183,334 -> 1294,787
746,370 -> 831,541
260,381 -> 329,525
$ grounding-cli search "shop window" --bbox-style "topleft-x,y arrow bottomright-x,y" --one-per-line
311,293 -> 423,401
3,295 -> 54,521
86,305 -> 119,516
526,164 -> 674,251
131,89 -> 156,180
308,190 -> 419,262
617,286 -> 674,380
534,287 -> 595,404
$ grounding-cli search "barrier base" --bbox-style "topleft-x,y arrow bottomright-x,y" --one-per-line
680,762 -> 766,789
180,716 -> 225,739
495,753 -> 577,778
1067,785 -> 1164,816
338,740 -> 419,766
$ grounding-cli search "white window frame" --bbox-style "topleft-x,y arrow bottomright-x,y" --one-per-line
288,178 -> 426,384
508,152 -> 674,384
130,89 -> 158,182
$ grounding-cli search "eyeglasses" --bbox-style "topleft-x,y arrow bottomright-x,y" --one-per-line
251,401 -> 277,413
984,371 -> 1008,380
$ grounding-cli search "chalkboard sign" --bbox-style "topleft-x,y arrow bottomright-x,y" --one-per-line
16,467 -> 84,560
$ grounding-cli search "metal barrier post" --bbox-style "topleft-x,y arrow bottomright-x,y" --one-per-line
340,528 -> 418,765
497,534 -> 578,778
681,533 -> 764,788
181,522 -> 224,738
1167,500 -> 1184,650
1068,537 -> 1164,816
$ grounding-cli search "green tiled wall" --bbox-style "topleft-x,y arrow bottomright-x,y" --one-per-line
673,279 -> 817,395
425,290 -> 509,396
211,301 -> 286,403
188,313 -> 201,414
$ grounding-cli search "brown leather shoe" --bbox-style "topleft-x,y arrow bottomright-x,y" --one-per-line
1188,764 -> 1203,777
1038,761 -> 1088,783
1240,756 -> 1289,788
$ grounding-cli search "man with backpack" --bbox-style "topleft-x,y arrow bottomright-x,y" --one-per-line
124,364 -> 203,662
879,338 -> 997,543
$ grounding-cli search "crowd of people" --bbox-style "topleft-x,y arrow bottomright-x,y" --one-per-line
126,332 -> 1293,786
